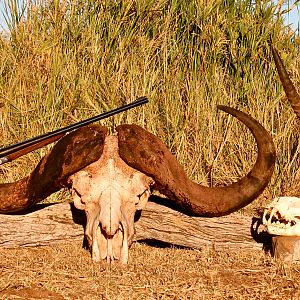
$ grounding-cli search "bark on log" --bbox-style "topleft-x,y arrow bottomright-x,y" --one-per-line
0,201 -> 268,251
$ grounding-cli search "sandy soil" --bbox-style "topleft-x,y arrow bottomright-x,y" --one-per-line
0,241 -> 299,300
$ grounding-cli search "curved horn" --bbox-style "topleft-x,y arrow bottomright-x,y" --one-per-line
272,46 -> 300,117
116,106 -> 275,217
0,125 -> 108,213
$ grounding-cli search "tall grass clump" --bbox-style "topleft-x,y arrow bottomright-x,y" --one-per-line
0,0 -> 299,210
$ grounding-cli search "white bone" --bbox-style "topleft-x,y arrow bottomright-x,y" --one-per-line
263,197 -> 300,236
69,135 -> 154,264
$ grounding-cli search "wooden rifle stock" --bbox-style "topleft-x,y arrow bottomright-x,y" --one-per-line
0,134 -> 65,165
0,97 -> 148,165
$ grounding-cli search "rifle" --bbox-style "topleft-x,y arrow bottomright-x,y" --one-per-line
0,96 -> 148,165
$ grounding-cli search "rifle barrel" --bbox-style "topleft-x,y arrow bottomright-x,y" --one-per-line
0,96 -> 148,160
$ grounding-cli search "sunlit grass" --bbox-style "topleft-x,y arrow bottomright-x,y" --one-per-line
0,0 -> 299,209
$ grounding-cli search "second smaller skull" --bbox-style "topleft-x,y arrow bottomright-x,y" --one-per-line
263,196 -> 300,236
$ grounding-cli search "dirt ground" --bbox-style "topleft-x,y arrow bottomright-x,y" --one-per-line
0,241 -> 299,300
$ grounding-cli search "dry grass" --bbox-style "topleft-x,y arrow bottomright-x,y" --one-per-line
0,2 -> 300,300
0,242 -> 299,300
0,0 -> 299,200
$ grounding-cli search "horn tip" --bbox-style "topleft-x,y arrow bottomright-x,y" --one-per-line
217,105 -> 231,113
217,104 -> 225,110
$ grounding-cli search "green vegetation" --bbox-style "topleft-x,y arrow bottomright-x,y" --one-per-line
0,0 -> 299,210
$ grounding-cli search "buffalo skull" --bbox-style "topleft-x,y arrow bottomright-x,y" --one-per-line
0,105 -> 276,264
267,47 -> 300,237
263,197 -> 300,236
69,135 -> 154,264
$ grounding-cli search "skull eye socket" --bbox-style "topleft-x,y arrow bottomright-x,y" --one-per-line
72,188 -> 86,209
135,189 -> 150,210
136,190 -> 146,203
73,188 -> 81,200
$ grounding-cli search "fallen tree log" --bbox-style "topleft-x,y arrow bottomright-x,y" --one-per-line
0,201 -> 268,251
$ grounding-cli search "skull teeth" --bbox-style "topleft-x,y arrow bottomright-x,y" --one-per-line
263,197 -> 300,235
270,219 -> 296,228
